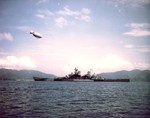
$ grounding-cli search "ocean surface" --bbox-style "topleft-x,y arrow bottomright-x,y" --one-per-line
0,81 -> 150,118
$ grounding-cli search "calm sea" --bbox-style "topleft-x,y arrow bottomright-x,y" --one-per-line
0,81 -> 150,118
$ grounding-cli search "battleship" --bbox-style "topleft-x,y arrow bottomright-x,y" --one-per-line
53,68 -> 130,82
33,68 -> 130,82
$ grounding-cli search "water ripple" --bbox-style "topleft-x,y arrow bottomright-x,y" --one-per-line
0,81 -> 150,118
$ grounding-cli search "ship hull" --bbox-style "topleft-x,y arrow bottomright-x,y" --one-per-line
33,77 -> 47,81
73,79 -> 93,82
94,79 -> 130,82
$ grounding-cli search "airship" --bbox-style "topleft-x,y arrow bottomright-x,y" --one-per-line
30,30 -> 42,38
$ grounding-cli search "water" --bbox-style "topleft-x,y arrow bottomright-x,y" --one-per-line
0,81 -> 150,118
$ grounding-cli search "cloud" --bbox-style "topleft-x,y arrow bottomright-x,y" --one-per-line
35,6 -> 91,28
17,25 -> 33,32
124,44 -> 150,52
124,29 -> 150,37
0,56 -> 36,69
55,17 -> 68,28
32,33 -> 135,74
133,62 -> 150,70
53,6 -> 92,28
96,54 -> 133,71
57,6 -> 80,16
124,44 -> 135,49
76,15 -> 91,22
36,14 -> 45,19
123,23 -> 150,37
108,0 -> 150,7
36,9 -> 54,19
136,45 -> 150,53
81,8 -> 91,14
57,6 -> 92,22
125,23 -> 150,29
61,54 -> 133,74
24,31 -> 150,75
37,0 -> 49,5
38,9 -> 54,16
0,32 -> 13,41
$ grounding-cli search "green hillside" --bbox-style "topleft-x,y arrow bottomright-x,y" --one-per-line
1,68 -> 150,81
97,69 -> 150,81
0,68 -> 57,80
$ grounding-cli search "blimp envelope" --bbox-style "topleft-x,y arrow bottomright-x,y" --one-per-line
30,31 -> 42,38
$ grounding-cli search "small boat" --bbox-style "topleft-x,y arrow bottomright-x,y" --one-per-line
33,77 -> 47,81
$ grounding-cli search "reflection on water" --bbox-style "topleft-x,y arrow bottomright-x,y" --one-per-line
0,81 -> 150,118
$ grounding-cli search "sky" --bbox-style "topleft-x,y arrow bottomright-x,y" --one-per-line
0,0 -> 150,76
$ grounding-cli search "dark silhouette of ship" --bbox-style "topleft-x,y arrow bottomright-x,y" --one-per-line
53,68 -> 130,82
54,68 -> 94,82
93,78 -> 130,82
33,68 -> 130,82
33,77 -> 48,81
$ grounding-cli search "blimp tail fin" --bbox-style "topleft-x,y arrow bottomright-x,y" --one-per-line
30,30 -> 34,34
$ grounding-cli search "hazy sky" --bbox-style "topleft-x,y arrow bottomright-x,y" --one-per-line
0,0 -> 150,76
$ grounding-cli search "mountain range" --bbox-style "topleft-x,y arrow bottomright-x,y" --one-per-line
97,69 -> 150,81
0,68 -> 56,80
0,68 -> 150,81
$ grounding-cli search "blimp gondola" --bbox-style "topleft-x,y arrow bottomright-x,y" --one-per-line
30,30 -> 42,38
